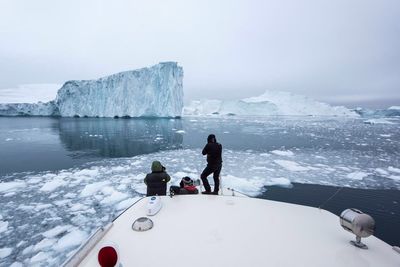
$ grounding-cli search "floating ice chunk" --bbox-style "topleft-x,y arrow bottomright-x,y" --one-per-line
30,251 -> 48,263
40,178 -> 67,192
175,130 -> 185,134
270,150 -> 294,157
0,181 -> 26,193
74,169 -> 99,179
110,166 -> 127,172
173,171 -> 192,179
337,166 -> 352,171
69,203 -> 89,212
80,181 -> 110,197
64,193 -> 77,198
42,225 -> 72,238
34,204 -> 52,211
10,262 -> 23,267
16,241 -> 26,248
388,175 -> 400,181
116,197 -> 141,210
274,160 -> 309,171
54,199 -> 71,206
380,134 -> 391,138
0,247 -> 12,258
53,229 -> 88,252
346,172 -> 369,180
375,168 -> 389,176
222,174 -> 264,196
33,238 -> 56,251
249,166 -> 270,171
265,177 -> 292,188
22,245 -> 33,255
388,166 -> 400,174
363,118 -> 394,124
0,220 -> 8,233
5,138 -> 13,141
100,189 -> 128,204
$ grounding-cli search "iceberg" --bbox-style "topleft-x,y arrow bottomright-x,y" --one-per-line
184,90 -> 357,116
55,62 -> 183,117
0,62 -> 183,118
0,101 -> 57,116
354,106 -> 400,117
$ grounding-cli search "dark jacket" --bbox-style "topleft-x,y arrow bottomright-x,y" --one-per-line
202,142 -> 222,165
144,161 -> 171,196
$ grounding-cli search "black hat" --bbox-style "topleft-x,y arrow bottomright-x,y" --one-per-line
182,176 -> 193,186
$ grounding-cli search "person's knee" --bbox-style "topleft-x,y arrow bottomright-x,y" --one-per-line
201,173 -> 207,180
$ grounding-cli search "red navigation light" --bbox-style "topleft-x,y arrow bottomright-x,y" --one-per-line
98,246 -> 118,267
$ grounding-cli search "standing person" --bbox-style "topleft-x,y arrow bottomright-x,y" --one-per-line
144,161 -> 171,196
200,134 -> 222,195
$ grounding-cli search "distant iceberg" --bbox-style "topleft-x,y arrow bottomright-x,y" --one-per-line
354,106 -> 400,118
0,62 -> 183,118
0,101 -> 57,116
184,91 -> 357,117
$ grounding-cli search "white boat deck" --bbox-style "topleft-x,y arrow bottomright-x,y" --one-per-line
74,194 -> 399,267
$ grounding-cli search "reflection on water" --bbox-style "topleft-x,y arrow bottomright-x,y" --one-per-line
0,117 -> 184,175
58,118 -> 184,158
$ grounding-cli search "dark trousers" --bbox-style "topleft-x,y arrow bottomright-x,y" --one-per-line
201,164 -> 222,193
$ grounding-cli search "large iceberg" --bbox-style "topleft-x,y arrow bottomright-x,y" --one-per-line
56,62 -> 183,117
184,90 -> 357,116
0,62 -> 184,118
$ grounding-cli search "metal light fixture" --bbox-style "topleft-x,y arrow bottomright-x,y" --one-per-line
340,208 -> 375,249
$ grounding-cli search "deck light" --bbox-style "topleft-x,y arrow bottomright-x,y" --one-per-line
340,208 -> 375,249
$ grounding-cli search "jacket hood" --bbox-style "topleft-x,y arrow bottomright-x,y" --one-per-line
207,134 -> 216,143
151,161 -> 164,172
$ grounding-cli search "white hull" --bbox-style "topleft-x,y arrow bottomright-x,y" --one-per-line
64,192 -> 399,267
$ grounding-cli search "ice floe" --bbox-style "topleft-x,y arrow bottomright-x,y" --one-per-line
270,150 -> 294,157
364,118 -> 395,124
0,181 -> 26,193
0,220 -> 8,233
0,248 -> 12,259
0,146 -> 399,265
346,171 -> 369,180
388,166 -> 400,174
53,230 -> 88,252
274,160 -> 309,171
42,225 -> 72,238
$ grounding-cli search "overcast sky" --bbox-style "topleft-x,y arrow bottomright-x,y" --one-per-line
0,0 -> 399,107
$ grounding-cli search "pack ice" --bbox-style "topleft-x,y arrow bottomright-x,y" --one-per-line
184,90 -> 357,116
0,62 -> 183,118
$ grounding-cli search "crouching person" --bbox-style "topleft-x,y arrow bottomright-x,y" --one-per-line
144,161 -> 171,196
170,177 -> 199,195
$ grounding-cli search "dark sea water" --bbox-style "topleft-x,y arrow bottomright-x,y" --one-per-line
0,116 -> 399,266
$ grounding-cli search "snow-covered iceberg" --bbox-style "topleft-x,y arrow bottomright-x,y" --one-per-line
184,90 -> 357,116
0,62 -> 183,118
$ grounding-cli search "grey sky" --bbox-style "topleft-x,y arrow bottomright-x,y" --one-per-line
0,0 -> 399,108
